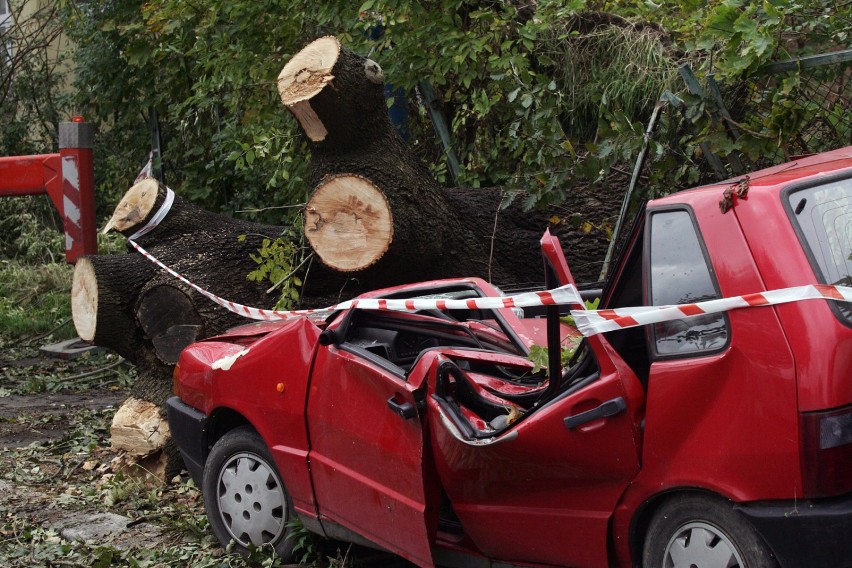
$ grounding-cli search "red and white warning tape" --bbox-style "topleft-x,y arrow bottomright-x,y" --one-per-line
128,186 -> 852,335
570,284 -> 852,336
129,237 -> 584,320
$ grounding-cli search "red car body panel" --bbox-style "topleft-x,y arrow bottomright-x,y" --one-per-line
427,340 -> 643,568
176,317 -> 323,515
169,146 -> 852,567
307,343 -> 437,566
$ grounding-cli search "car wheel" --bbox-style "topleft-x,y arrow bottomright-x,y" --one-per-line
643,494 -> 777,568
202,426 -> 295,560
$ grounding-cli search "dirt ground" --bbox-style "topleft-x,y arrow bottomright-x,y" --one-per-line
0,347 -> 414,566
0,390 -> 125,448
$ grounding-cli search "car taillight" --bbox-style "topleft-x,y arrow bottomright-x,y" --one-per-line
800,405 -> 852,497
172,363 -> 182,398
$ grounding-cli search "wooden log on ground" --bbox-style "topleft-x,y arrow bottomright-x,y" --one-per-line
72,254 -> 157,363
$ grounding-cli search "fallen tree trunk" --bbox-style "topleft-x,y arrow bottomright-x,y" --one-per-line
278,36 -> 580,289
74,179 -> 300,477
72,253 -> 157,362
74,35 -> 612,480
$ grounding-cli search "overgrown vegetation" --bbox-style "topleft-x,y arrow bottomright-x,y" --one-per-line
0,2 -> 848,563
5,0 -> 847,221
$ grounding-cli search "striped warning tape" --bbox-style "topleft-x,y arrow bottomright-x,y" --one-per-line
127,184 -> 852,335
125,188 -> 585,320
570,284 -> 852,336
129,237 -> 584,320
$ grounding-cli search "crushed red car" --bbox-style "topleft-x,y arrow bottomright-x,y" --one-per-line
167,146 -> 852,567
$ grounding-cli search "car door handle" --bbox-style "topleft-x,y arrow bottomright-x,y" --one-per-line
563,397 -> 627,430
387,396 -> 417,420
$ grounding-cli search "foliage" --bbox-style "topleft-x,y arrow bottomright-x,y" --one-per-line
609,0 -> 851,171
2,0 -> 844,307
0,197 -> 65,264
0,1 -> 71,157
528,297 -> 598,372
242,230 -> 304,310
0,259 -> 74,342
62,0 -> 317,222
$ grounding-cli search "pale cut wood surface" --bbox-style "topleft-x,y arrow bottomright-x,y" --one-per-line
71,256 -> 97,341
110,397 -> 171,456
102,178 -> 158,234
289,100 -> 328,141
305,175 -> 393,271
277,35 -> 340,105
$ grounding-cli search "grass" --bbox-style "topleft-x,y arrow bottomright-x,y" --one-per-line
543,20 -> 683,142
0,260 -> 77,344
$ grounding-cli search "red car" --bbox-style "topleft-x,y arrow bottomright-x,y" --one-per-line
168,146 -> 852,567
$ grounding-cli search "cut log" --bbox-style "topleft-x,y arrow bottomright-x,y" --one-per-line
102,178 -> 160,235
278,36 -> 434,187
111,397 -> 171,457
110,397 -> 172,483
72,254 -> 157,363
305,175 -> 393,271
136,279 -> 204,364
279,37 -> 590,288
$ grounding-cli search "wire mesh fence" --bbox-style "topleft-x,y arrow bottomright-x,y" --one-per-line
711,49 -> 852,171
746,50 -> 851,162
600,50 -> 851,280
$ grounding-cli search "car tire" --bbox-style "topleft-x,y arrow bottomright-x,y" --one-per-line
202,426 -> 295,560
642,494 -> 777,568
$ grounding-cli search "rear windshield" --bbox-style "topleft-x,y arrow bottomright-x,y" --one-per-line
787,177 -> 852,324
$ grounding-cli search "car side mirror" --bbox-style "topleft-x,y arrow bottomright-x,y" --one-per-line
318,328 -> 337,346
318,309 -> 357,346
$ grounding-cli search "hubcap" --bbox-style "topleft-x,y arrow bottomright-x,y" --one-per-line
663,521 -> 744,568
216,452 -> 287,547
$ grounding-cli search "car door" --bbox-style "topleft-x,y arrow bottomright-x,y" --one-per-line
306,313 -> 437,567
425,234 -> 645,568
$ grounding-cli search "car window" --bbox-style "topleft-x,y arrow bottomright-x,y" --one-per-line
787,177 -> 852,325
649,209 -> 729,356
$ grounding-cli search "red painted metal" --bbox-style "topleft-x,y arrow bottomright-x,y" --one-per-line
0,121 -> 97,263
171,146 -> 852,567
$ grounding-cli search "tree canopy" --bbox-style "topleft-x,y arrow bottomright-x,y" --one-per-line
2,0 -> 849,221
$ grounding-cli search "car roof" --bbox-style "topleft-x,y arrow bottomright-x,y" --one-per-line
651,145 -> 852,207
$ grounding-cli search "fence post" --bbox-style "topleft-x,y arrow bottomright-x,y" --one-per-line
57,120 -> 96,263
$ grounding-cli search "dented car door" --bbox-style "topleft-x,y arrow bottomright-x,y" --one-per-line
306,313 -> 437,567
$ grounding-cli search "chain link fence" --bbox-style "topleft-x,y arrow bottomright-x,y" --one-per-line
704,49 -> 852,173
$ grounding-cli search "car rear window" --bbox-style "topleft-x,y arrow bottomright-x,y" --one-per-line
787,177 -> 852,324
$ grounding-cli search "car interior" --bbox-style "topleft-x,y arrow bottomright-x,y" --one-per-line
328,279 -> 604,439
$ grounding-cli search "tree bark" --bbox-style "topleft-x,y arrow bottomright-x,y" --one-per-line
279,36 -> 584,288
72,253 -> 157,363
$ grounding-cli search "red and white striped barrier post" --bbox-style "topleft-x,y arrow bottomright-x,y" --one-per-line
0,118 -> 96,263
58,119 -> 96,263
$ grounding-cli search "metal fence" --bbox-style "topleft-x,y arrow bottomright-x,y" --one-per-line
600,49 -> 851,280
693,49 -> 852,176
